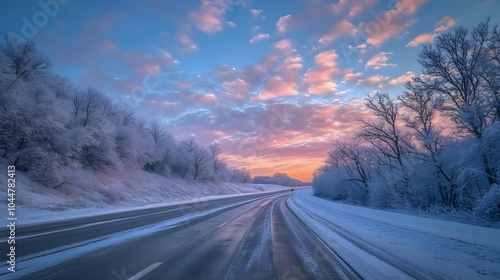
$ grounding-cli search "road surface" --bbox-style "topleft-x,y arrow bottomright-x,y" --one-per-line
1,191 -> 359,280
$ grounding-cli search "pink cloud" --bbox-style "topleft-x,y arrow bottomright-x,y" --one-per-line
406,32 -> 438,47
314,50 -> 339,68
177,26 -> 198,52
189,0 -> 230,34
307,81 -> 338,95
365,52 -> 397,69
319,19 -> 357,45
222,78 -> 249,99
254,76 -> 298,100
361,0 -> 426,46
396,0 -> 427,15
199,93 -> 217,104
249,33 -> 270,43
274,39 -> 294,51
280,54 -> 303,82
303,50 -> 341,95
276,15 -> 291,33
343,69 -> 363,84
434,16 -> 456,32
331,0 -> 376,17
359,75 -> 390,86
119,49 -> 179,77
363,18 -> 417,46
389,71 -> 415,85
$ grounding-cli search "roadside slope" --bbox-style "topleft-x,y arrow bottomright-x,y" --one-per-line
0,164 -> 289,225
288,189 -> 500,279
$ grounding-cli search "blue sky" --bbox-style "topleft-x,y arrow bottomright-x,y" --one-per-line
1,0 -> 499,180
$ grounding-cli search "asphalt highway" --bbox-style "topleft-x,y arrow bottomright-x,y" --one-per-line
1,190 -> 360,280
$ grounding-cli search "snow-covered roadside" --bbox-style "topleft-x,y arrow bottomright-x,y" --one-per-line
288,188 -> 500,280
14,188 -> 286,226
0,166 -> 289,225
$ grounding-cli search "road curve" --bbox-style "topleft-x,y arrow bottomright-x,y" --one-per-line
1,191 -> 358,280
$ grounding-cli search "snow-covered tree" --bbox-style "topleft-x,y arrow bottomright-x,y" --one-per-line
414,19 -> 499,185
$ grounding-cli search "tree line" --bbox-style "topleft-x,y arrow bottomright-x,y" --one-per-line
313,19 -> 500,221
0,36 -> 252,188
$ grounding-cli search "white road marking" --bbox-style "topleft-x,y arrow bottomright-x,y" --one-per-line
127,262 -> 162,280
218,221 -> 230,228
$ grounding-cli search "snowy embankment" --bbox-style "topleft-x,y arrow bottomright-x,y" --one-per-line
0,166 -> 288,225
288,188 -> 500,280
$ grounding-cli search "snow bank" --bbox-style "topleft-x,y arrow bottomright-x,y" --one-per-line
0,164 -> 288,225
289,188 -> 500,279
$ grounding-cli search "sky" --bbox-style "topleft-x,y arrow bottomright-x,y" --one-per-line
1,0 -> 499,181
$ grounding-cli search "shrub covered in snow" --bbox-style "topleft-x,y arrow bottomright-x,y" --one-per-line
475,185 -> 500,221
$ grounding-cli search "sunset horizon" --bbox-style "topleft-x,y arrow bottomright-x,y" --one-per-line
2,0 -> 498,182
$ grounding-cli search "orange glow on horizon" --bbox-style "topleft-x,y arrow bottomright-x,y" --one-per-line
226,154 -> 324,183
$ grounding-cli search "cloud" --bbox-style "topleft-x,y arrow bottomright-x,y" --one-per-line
177,25 -> 198,52
365,52 -> 397,69
434,16 -> 456,32
330,0 -> 376,17
280,54 -> 303,82
395,0 -> 427,15
158,49 -> 180,65
319,19 -> 357,45
189,0 -> 230,34
346,70 -> 414,88
273,39 -> 294,51
222,78 -> 249,99
276,15 -> 291,33
361,0 -> 426,46
314,50 -> 339,68
249,33 -> 270,43
406,32 -> 437,47
363,19 -> 417,46
303,50 -> 341,95
273,2 -> 334,35
389,71 -> 414,85
358,74 -> 390,86
342,69 -> 363,84
250,9 -> 263,17
254,76 -> 298,100
405,16 -> 454,47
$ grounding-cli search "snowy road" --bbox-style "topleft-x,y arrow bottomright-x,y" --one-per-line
0,190 -> 356,280
3,188 -> 497,279
289,189 -> 500,280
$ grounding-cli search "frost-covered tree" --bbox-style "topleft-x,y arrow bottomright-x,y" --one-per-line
148,120 -> 166,144
400,82 -> 459,207
229,168 -> 251,183
358,92 -> 413,169
327,140 -> 374,199
0,37 -> 252,190
208,142 -> 223,180
414,19 -> 499,185
192,145 -> 209,180
2,36 -> 51,90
